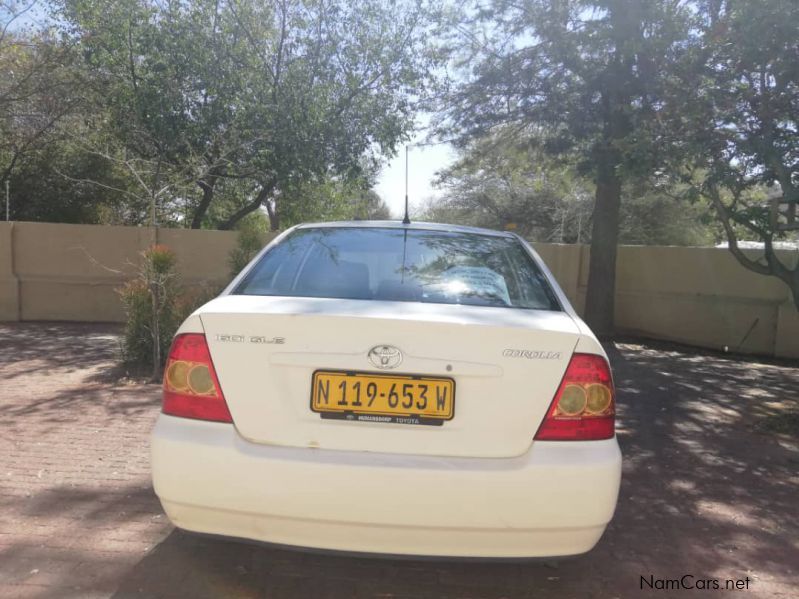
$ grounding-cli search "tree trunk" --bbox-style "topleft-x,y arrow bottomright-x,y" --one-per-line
709,186 -> 799,312
218,183 -> 275,230
150,279 -> 161,382
191,174 -> 218,229
584,159 -> 622,338
266,199 -> 280,231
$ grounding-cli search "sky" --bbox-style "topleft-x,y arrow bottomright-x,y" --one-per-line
375,133 -> 456,219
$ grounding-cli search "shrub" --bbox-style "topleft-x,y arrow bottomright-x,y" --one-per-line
175,283 -> 221,321
118,245 -> 187,380
229,213 -> 271,278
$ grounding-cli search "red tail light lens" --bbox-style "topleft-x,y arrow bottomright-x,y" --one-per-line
534,353 -> 615,441
162,333 -> 233,423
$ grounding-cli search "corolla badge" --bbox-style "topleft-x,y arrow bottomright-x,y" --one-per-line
368,345 -> 403,369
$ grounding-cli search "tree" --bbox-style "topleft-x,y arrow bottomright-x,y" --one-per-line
58,0 -> 273,227
1,3 -> 78,202
427,131 -> 594,241
5,130 -> 142,223
616,182 -> 716,247
277,178 -> 391,228
436,0 -> 693,335
59,0 -> 433,230
356,189 -> 392,221
425,130 -> 716,246
677,0 -> 799,308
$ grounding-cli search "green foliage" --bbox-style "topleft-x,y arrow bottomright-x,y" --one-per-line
679,0 -> 799,204
228,212 -> 271,278
118,279 -> 157,370
358,190 -> 392,221
437,0 -> 692,177
2,1 -> 432,229
426,132 -> 593,242
6,131 -> 142,223
426,131 -> 716,247
618,188 -> 716,247
437,0 -> 696,334
278,178 -> 392,228
0,24 -> 83,202
673,0 -> 799,306
226,181 -> 392,279
118,244 -> 218,378
54,0 -> 433,230
118,245 -> 180,378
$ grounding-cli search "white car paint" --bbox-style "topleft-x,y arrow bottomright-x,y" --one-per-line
151,221 -> 622,558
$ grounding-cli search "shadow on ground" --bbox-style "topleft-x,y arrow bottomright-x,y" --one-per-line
113,530 -> 583,599
2,323 -> 797,598
0,322 -> 122,380
0,322 -> 159,433
108,340 -> 799,598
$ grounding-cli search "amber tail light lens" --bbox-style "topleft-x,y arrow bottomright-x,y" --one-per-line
162,333 -> 233,423
534,353 -> 615,441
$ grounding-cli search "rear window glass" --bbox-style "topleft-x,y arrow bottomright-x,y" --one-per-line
233,227 -> 560,311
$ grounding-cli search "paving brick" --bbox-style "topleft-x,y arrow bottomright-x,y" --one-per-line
1,323 -> 797,598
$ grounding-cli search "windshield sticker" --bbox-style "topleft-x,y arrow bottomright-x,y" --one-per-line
439,266 -> 511,305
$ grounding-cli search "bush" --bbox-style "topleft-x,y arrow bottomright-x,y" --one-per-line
118,244 -> 217,380
229,212 -> 271,278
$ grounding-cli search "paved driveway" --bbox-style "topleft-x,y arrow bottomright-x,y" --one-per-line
1,323 -> 797,598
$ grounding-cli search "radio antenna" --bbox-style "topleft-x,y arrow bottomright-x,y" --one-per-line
402,144 -> 411,224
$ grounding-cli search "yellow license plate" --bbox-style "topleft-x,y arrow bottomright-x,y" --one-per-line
311,370 -> 455,426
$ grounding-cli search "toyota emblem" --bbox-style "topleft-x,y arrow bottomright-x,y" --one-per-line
368,345 -> 403,369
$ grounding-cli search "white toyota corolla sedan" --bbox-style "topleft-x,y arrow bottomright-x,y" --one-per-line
151,221 -> 622,558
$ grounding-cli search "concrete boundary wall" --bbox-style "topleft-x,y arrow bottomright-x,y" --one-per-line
0,221 -> 249,322
532,243 -> 798,359
1,221 -> 797,358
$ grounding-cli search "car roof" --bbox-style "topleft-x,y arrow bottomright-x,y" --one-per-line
294,220 -> 516,238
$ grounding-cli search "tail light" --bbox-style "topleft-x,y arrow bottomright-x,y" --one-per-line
162,333 -> 233,423
534,353 -> 615,441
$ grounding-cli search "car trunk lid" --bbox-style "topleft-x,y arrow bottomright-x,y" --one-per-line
199,295 -> 580,458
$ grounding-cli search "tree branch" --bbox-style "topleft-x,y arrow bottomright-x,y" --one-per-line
708,185 -> 793,284
218,180 -> 276,230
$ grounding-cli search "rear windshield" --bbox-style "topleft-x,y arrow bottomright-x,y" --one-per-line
233,227 -> 560,311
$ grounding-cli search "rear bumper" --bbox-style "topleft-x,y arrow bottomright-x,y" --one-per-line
151,415 -> 622,558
